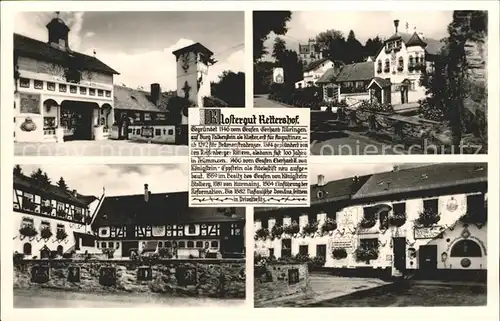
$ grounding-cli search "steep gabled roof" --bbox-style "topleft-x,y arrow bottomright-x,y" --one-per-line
13,173 -> 97,207
14,33 -> 119,75
316,67 -> 340,84
352,163 -> 487,200
113,85 -> 172,113
334,62 -> 374,82
92,191 -> 245,227
311,175 -> 372,205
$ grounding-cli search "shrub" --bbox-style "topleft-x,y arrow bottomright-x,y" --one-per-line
203,96 -> 229,107
158,247 -> 173,258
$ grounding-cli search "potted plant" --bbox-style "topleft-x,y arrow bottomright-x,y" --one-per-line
19,225 -> 38,238
56,229 -> 68,241
321,218 -> 337,234
389,212 -> 407,227
332,248 -> 348,260
271,225 -> 284,239
40,227 -> 53,239
303,222 -> 318,235
255,228 -> 270,240
416,208 -> 441,227
284,221 -> 300,235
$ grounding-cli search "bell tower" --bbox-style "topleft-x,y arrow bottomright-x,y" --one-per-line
46,12 -> 70,51
172,42 -> 215,111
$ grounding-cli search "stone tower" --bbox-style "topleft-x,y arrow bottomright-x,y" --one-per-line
172,43 -> 214,111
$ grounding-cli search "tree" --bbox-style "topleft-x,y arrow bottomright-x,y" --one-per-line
315,29 -> 348,63
57,177 -> 69,191
211,71 -> 245,107
253,11 -> 292,61
13,165 -> 22,176
364,36 -> 384,60
272,37 -> 287,63
346,30 -> 364,63
31,169 -> 52,185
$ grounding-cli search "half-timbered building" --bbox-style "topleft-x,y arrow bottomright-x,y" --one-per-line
13,171 -> 100,258
92,184 -> 245,259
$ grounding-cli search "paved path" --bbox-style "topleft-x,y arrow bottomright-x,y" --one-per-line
253,94 -> 292,108
14,140 -> 189,157
14,288 -> 244,308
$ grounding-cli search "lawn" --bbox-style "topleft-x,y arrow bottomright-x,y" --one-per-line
308,283 -> 487,307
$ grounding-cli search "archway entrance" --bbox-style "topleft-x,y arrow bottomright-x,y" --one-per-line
60,101 -> 97,141
400,79 -> 411,104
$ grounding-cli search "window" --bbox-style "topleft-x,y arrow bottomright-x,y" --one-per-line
20,78 -> 30,88
377,60 -> 382,73
158,242 -> 163,248
363,207 -> 376,220
157,114 -> 166,120
47,82 -> 56,91
57,224 -> 65,233
70,86 -> 77,93
89,88 -> 95,96
269,248 -> 274,257
165,241 -> 172,248
98,90 -> 104,97
210,241 -> 218,248
409,55 -> 415,67
450,240 -> 482,257
168,129 -> 174,135
384,59 -> 390,72
308,213 -> 317,224
134,113 -> 141,121
299,245 -> 309,256
178,241 -> 186,248
57,245 -> 63,256
23,243 -> 32,255
392,202 -> 406,214
398,57 -> 404,71
261,218 -> 268,229
196,241 -> 203,248
415,56 -> 420,65
187,241 -> 194,248
144,113 -> 151,121
108,242 -> 114,248
275,217 -> 283,226
80,87 -> 87,95
101,242 -> 107,248
105,91 -> 111,97
22,217 -> 34,228
188,225 -> 196,234
316,244 -> 327,258
281,239 -> 291,258
34,80 -> 43,89
59,84 -> 67,92
326,87 -> 334,98
155,128 -> 161,136
40,221 -> 50,231
360,238 -> 378,250
423,199 -> 438,213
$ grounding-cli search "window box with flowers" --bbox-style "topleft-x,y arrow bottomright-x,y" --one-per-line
354,247 -> 379,263
56,209 -> 67,218
397,66 -> 404,72
359,217 -> 376,229
321,218 -> 337,234
19,225 -> 38,238
415,208 -> 441,227
302,222 -> 318,235
40,227 -> 53,239
255,228 -> 270,240
389,212 -> 407,227
271,225 -> 284,239
56,229 -> 68,241
332,248 -> 348,260
284,221 -> 300,235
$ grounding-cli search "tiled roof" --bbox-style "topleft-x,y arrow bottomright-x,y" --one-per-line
172,42 -> 213,57
303,58 -> 331,72
316,67 -> 340,84
113,85 -> 172,113
311,175 -> 372,205
369,77 -> 392,88
13,173 -> 97,207
92,191 -> 245,227
386,32 -> 414,44
335,62 -> 374,82
352,163 -> 487,200
14,33 -> 119,75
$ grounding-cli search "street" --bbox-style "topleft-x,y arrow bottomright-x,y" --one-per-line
14,288 -> 244,308
14,140 -> 189,157
253,94 -> 406,155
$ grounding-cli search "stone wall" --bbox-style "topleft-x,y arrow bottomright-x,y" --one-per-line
14,259 -> 245,299
254,262 -> 309,306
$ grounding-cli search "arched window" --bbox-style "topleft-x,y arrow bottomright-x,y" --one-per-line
23,243 -> 32,255
187,241 -> 194,248
409,55 -> 414,66
450,240 -> 482,257
196,241 -> 203,248
384,59 -> 390,72
377,60 -> 382,73
211,241 -> 219,248
178,241 -> 186,248
57,245 -> 64,256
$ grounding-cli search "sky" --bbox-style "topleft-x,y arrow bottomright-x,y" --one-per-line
264,11 -> 453,59
19,164 -> 189,198
15,11 -> 245,91
310,163 -> 435,185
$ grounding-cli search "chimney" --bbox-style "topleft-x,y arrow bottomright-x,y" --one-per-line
150,83 -> 161,106
72,189 -> 77,197
144,184 -> 149,202
394,19 -> 400,34
317,174 -> 325,186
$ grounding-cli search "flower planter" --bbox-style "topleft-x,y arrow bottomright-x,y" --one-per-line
56,230 -> 68,241
40,228 -> 53,239
19,226 -> 38,238
284,223 -> 299,235
389,213 -> 407,227
271,225 -> 283,239
332,248 -> 348,260
416,209 -> 441,227
255,228 -> 270,240
321,219 -> 337,235
355,248 -> 379,263
359,218 -> 376,229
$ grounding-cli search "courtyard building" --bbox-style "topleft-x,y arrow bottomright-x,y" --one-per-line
92,184 -> 245,259
14,16 -> 119,143
254,163 -> 487,279
13,171 -> 100,258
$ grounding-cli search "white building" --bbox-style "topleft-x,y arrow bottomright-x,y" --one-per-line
254,163 -> 487,278
295,58 -> 341,89
13,169 -> 101,258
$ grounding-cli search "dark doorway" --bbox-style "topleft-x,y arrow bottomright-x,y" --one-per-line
118,113 -> 130,140
418,245 -> 438,276
57,245 -> 64,256
61,101 -> 95,141
122,241 -> 139,257
392,237 -> 406,272
316,244 -> 327,259
219,223 -> 244,256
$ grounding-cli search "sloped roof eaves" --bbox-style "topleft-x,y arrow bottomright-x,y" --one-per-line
14,33 -> 119,75
113,86 -> 168,113
303,58 -> 330,72
316,68 -> 338,84
352,164 -> 488,200
335,62 -> 374,82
